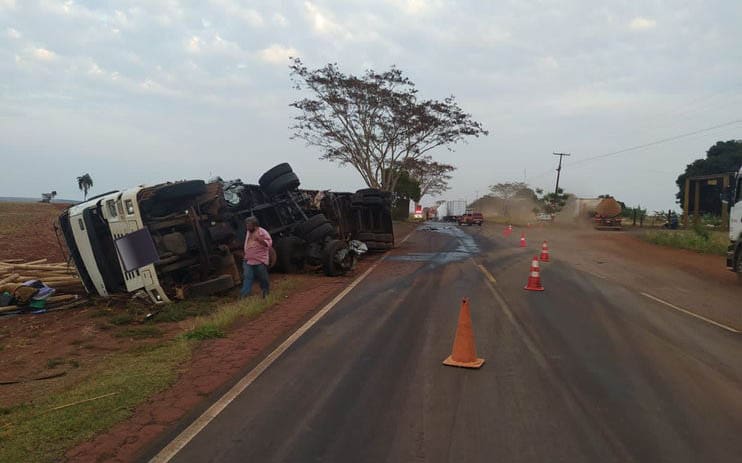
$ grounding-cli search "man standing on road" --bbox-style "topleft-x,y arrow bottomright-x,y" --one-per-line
241,216 -> 272,298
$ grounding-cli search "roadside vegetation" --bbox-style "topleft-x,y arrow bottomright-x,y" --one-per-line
641,226 -> 728,255
0,280 -> 292,463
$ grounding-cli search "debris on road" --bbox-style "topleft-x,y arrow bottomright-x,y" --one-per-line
0,259 -> 85,316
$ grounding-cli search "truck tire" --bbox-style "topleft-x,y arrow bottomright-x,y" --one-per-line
307,223 -> 335,242
323,239 -> 353,276
155,180 -> 206,201
265,172 -> 300,196
374,233 -> 393,243
296,214 -> 330,237
274,237 -> 306,273
258,163 -> 293,189
358,232 -> 375,241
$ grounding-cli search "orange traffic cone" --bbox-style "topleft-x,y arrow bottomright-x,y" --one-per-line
519,232 -> 527,247
524,256 -> 544,291
539,241 -> 550,262
502,226 -> 509,237
443,298 -> 485,369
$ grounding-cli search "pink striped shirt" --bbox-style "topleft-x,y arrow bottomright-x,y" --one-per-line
244,227 -> 273,265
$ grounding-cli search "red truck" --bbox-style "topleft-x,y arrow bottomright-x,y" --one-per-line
458,212 -> 484,226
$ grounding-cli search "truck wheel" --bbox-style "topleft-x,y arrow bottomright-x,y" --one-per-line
374,233 -> 393,243
323,239 -> 353,276
265,172 -> 300,196
307,223 -> 335,242
274,236 -> 306,273
358,232 -> 375,241
296,214 -> 330,237
155,180 -> 207,201
258,163 -> 293,189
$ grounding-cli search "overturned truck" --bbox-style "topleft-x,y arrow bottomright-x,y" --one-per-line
58,163 -> 394,303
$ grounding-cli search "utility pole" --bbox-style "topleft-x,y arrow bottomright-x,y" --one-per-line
552,152 -> 571,197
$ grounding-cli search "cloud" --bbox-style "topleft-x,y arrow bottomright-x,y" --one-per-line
272,13 -> 288,27
303,1 -> 350,38
258,44 -> 298,65
6,27 -> 21,39
386,0 -> 440,15
210,0 -> 263,27
33,48 -> 56,61
629,17 -> 656,30
536,56 -> 559,70
185,33 -> 244,57
0,0 -> 16,9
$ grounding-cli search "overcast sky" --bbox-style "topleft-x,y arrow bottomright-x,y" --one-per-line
1,0 -> 741,210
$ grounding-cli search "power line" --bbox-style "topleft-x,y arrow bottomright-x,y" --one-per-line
528,118 -> 742,181
568,119 -> 742,167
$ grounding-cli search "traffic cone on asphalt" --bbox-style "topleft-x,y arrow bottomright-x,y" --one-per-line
502,226 -> 509,237
443,298 -> 485,369
539,241 -> 550,262
519,232 -> 527,247
524,256 -> 545,291
508,224 -> 513,234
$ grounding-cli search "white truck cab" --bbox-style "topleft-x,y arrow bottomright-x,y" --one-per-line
60,187 -> 170,303
727,167 -> 742,280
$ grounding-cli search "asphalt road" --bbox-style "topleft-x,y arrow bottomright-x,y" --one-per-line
153,224 -> 742,463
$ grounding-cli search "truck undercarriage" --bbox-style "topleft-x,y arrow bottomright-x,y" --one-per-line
58,164 -> 394,302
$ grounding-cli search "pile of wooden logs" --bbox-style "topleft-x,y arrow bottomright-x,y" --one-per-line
0,258 -> 86,314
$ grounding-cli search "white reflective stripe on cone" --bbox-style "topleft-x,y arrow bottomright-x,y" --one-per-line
530,272 -> 540,277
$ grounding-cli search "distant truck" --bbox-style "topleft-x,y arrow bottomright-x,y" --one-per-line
593,197 -> 623,230
726,167 -> 742,282
440,200 -> 467,222
458,212 -> 484,226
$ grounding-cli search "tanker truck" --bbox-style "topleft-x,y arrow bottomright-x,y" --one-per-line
593,197 -> 623,230
725,166 -> 742,282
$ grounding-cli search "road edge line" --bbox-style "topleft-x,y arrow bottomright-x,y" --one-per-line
640,292 -> 740,334
149,229 -> 414,462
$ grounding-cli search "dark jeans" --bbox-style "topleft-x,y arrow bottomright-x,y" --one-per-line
241,262 -> 269,298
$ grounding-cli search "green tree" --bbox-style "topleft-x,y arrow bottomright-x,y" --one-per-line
536,187 -> 570,213
675,140 -> 742,210
77,173 -> 94,200
402,156 -> 456,199
488,182 -> 536,201
393,170 -> 421,204
289,58 -> 487,192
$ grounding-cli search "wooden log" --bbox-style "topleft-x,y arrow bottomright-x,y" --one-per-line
46,294 -> 78,304
0,259 -> 24,264
0,273 -> 20,285
25,259 -> 48,265
0,305 -> 18,313
0,264 -> 79,272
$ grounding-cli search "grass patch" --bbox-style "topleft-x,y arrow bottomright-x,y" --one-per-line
46,358 -> 65,369
114,326 -> 163,339
0,339 -> 190,463
0,279 -> 294,463
182,280 -> 293,340
641,229 -> 729,255
183,324 -> 224,340
108,313 -> 134,326
151,297 -> 219,323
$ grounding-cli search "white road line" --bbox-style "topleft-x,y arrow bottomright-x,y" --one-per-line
640,292 -> 740,334
150,229 -> 415,463
477,264 -> 497,284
